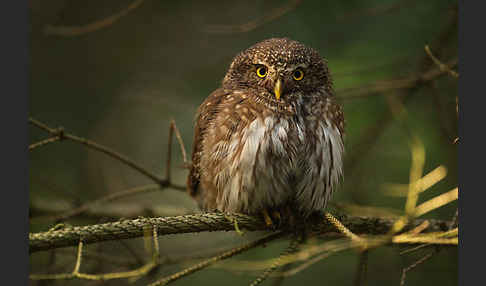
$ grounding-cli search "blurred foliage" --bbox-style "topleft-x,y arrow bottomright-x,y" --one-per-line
29,0 -> 457,285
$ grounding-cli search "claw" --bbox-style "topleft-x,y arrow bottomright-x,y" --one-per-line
262,209 -> 274,228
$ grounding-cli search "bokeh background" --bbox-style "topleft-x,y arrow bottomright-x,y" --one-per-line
29,0 -> 458,285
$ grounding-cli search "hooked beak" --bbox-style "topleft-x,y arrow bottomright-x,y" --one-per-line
274,78 -> 282,100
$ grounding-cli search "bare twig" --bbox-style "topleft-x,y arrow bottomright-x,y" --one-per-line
425,45 -> 459,78
55,247 -> 137,268
354,250 -> 369,286
30,226 -> 160,281
279,251 -> 332,277
29,136 -> 62,150
399,252 -> 434,286
44,0 -> 145,37
148,232 -> 284,286
399,244 -> 431,256
337,58 -> 457,100
29,117 -> 168,186
249,236 -> 301,286
203,0 -> 302,34
166,119 -> 188,182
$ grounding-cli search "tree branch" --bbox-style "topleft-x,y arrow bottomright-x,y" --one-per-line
30,213 -> 451,254
202,0 -> 302,34
29,117 -> 170,186
44,0 -> 145,37
337,58 -> 457,100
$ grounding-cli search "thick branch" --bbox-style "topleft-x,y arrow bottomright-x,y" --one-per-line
30,213 -> 451,254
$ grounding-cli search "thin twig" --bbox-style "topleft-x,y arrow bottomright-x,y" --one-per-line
55,247 -> 140,268
172,120 -> 188,165
249,236 -> 301,286
399,253 -> 434,286
30,225 -> 160,281
203,0 -> 302,34
399,243 -> 431,256
44,0 -> 145,37
279,251 -> 332,277
148,232 -> 284,286
354,250 -> 369,286
165,119 -> 189,182
424,45 -> 459,78
337,59 -> 457,100
29,117 -> 166,186
29,136 -> 62,150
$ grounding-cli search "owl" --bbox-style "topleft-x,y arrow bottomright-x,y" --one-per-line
187,38 -> 344,227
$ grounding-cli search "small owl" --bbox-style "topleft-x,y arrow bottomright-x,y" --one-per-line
187,38 -> 344,227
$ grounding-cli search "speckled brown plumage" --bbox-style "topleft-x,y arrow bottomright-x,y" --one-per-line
187,38 -> 344,223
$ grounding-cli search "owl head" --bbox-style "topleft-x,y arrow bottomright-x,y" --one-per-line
222,38 -> 334,105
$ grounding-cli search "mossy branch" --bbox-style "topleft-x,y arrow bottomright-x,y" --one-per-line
30,212 -> 451,254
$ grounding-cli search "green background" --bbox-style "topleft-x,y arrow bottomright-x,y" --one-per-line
29,0 -> 458,285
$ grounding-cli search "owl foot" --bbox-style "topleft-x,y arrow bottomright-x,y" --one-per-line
272,211 -> 282,227
262,209 -> 274,228
262,209 -> 282,229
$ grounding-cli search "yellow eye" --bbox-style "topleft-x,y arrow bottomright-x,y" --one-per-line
293,69 -> 304,81
256,66 -> 268,78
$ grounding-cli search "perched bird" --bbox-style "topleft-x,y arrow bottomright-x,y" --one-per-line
187,38 -> 344,227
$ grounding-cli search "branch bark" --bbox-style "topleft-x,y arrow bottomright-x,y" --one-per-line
30,212 -> 451,254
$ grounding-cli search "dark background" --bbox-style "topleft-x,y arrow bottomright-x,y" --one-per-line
29,0 -> 458,285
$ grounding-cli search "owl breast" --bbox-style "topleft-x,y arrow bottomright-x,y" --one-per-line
200,110 -> 344,217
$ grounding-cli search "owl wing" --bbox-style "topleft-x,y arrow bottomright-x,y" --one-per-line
187,88 -> 229,197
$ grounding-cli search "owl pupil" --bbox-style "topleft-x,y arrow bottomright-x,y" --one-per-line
293,69 -> 304,80
256,66 -> 267,78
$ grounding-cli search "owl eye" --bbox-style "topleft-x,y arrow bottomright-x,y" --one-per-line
256,66 -> 268,78
293,69 -> 304,81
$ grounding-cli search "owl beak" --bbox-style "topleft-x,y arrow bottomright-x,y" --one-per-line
274,78 -> 282,100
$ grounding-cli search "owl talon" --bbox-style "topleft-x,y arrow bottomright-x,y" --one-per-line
262,209 -> 274,228
272,211 -> 282,227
